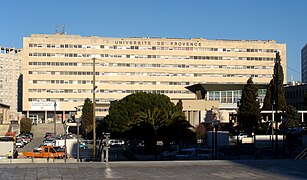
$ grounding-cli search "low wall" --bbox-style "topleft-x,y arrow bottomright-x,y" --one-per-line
0,158 -> 77,164
255,135 -> 284,148
0,142 -> 13,156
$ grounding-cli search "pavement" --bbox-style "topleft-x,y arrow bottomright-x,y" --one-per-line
0,160 -> 306,179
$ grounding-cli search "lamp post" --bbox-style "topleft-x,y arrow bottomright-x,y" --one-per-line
92,57 -> 97,160
212,120 -> 219,159
54,101 -> 57,140
64,122 -> 67,162
154,125 -> 159,160
75,107 -> 80,162
236,99 -> 241,160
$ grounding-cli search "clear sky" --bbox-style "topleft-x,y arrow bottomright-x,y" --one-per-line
1,0 -> 306,82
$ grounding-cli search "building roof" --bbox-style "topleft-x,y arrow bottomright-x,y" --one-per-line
185,83 -> 269,99
0,103 -> 10,108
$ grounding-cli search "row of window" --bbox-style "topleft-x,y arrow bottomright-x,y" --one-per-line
28,70 -> 272,78
27,88 -> 266,105
28,52 -> 275,62
28,43 -> 278,53
207,90 -> 265,104
28,61 -> 272,70
31,80 -> 190,86
285,89 -> 305,99
28,89 -> 191,94
28,98 -> 111,103
29,52 -> 91,58
29,62 -> 78,66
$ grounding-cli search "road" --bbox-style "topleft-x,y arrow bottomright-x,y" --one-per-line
0,160 -> 306,179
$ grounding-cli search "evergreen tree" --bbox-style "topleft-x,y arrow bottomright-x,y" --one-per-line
175,99 -> 183,111
20,117 -> 32,133
262,52 -> 287,111
105,92 -> 195,152
81,98 -> 93,137
282,105 -> 299,129
237,77 -> 261,132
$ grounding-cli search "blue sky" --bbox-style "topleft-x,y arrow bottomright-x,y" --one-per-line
1,0 -> 306,82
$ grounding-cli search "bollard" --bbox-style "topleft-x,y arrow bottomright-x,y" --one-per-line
31,156 -> 34,163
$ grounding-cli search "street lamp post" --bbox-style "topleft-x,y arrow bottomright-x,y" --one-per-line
54,101 -> 57,140
75,107 -> 80,162
64,122 -> 67,162
237,99 -> 241,160
154,126 -> 159,160
212,120 -> 219,159
92,57 -> 97,160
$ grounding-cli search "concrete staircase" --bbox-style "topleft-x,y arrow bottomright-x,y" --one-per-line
20,124 -> 65,153
31,123 -> 65,138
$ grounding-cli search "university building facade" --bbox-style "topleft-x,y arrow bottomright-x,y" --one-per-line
22,34 -> 286,126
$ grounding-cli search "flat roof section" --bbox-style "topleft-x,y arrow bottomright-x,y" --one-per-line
185,83 -> 269,99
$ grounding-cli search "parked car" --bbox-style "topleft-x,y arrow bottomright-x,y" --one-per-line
33,144 -> 44,152
161,145 -> 179,159
175,148 -> 196,160
108,139 -> 125,146
238,133 -> 248,141
197,148 -> 212,160
16,140 -> 24,148
43,139 -> 54,146
79,141 -> 87,149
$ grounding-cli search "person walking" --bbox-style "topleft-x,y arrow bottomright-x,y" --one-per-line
13,149 -> 18,159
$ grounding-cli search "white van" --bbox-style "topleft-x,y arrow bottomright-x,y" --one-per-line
108,139 -> 125,146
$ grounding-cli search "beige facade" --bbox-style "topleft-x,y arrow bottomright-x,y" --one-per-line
22,34 -> 286,126
0,103 -> 10,124
0,46 -> 22,123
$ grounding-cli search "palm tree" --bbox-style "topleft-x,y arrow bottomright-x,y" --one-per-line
160,110 -> 194,149
130,108 -> 163,153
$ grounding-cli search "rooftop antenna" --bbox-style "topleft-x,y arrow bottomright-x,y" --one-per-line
62,24 -> 65,35
55,25 -> 58,34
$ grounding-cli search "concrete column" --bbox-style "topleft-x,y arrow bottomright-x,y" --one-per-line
63,111 -> 65,123
44,111 -> 47,124
26,111 -> 29,118
301,112 -> 304,123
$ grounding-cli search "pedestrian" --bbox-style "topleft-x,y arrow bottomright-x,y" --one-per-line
7,150 -> 12,159
13,149 -> 18,159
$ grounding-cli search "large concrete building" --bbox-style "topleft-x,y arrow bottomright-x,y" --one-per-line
0,46 -> 22,123
22,33 -> 286,126
302,44 -> 307,83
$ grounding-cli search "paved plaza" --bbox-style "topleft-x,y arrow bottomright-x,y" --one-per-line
0,160 -> 306,179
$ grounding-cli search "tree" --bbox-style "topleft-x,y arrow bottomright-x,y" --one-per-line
281,105 -> 299,129
262,52 -> 287,111
105,92 -> 175,136
105,92 -> 195,153
20,117 -> 32,134
195,123 -> 206,143
130,108 -> 164,153
237,77 -> 261,132
81,98 -> 93,137
175,99 -> 183,111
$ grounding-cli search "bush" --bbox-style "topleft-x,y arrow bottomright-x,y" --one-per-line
20,117 -> 32,134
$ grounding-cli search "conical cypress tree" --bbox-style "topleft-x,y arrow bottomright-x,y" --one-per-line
262,52 -> 287,111
237,77 -> 261,132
